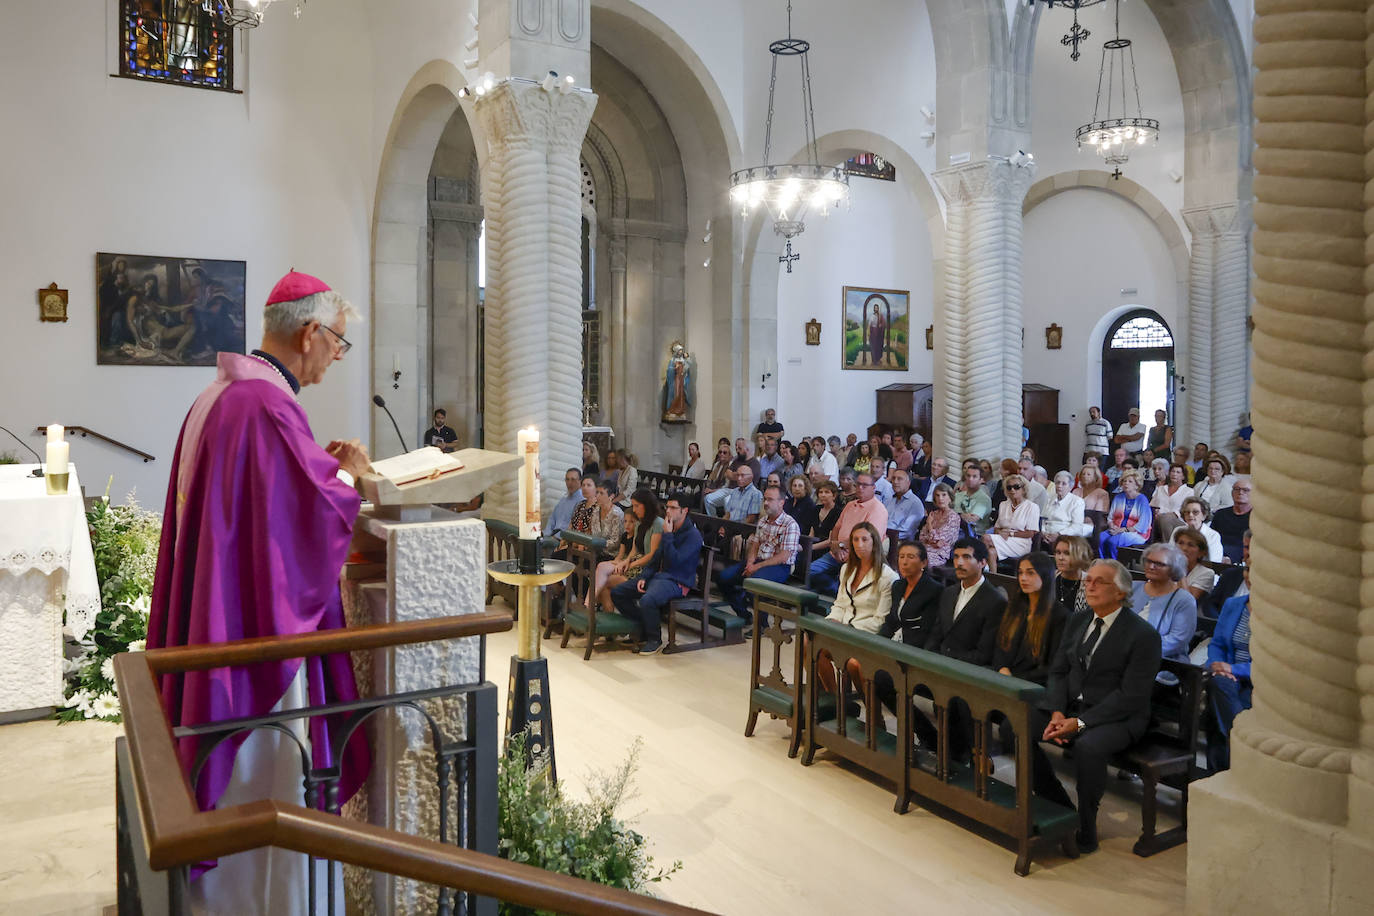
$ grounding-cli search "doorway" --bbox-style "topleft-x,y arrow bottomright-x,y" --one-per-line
1101,309 -> 1175,433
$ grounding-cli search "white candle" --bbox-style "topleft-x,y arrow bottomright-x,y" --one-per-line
392,353 -> 401,373
47,441 -> 69,475
517,427 -> 541,539
47,424 -> 63,443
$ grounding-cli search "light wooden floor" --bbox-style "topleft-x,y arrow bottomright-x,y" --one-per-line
488,617 -> 1187,915
0,616 -> 1187,916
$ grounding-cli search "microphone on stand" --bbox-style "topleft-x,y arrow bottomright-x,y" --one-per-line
371,395 -> 410,453
0,425 -> 45,477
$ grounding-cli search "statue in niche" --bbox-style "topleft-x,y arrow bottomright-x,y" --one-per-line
661,341 -> 694,424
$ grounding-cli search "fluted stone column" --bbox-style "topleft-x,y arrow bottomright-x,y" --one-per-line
1187,1 -> 1374,910
933,160 -> 1035,460
472,82 -> 596,521
1182,202 -> 1252,450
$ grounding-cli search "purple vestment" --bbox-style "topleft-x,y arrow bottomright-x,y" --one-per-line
148,352 -> 369,822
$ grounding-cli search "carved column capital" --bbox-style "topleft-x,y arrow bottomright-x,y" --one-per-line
1182,200 -> 1251,237
473,81 -> 596,157
933,159 -> 1037,207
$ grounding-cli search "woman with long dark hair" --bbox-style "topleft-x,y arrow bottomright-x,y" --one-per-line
991,551 -> 1068,684
590,488 -> 662,615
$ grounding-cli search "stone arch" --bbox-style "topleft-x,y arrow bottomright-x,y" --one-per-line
590,0 -> 742,458
1023,170 -> 1188,281
370,59 -> 477,456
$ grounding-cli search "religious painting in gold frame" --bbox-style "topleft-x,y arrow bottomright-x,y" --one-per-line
842,286 -> 909,370
38,284 -> 69,323
805,319 -> 821,346
96,252 -> 246,366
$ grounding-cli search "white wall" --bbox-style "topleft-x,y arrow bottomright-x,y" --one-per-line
774,174 -> 935,439
0,2 -> 376,503
1022,187 -> 1181,471
1029,0 -> 1186,223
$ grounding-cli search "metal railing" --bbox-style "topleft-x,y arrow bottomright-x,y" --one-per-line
115,611 -> 712,916
33,424 -> 155,462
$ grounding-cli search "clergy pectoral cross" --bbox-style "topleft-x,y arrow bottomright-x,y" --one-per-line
779,240 -> 801,274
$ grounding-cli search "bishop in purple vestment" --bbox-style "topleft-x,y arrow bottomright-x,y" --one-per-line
148,271 -> 372,831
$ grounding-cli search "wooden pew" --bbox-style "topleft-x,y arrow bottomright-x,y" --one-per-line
796,614 -> 1079,876
742,579 -> 823,758
558,529 -> 639,658
1110,659 -> 1210,856
663,543 -> 746,653
690,510 -> 816,588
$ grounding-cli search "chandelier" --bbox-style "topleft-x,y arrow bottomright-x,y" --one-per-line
729,1 -> 848,246
1075,0 -> 1157,167
204,0 -> 306,29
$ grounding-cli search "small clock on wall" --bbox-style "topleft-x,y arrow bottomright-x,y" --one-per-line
38,283 -> 68,322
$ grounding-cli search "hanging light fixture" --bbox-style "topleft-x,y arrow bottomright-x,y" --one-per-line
729,1 -> 848,250
1075,0 -> 1157,167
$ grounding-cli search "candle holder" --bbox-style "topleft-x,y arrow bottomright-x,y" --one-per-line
45,472 -> 69,496
487,556 -> 572,781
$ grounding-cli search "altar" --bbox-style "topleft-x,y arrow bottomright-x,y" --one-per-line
0,464 -> 99,722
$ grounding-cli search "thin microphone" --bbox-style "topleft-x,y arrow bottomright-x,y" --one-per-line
0,425 -> 45,477
371,395 -> 410,453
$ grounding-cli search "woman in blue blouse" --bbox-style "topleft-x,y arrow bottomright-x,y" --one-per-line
1098,469 -> 1153,559
1206,563 -> 1253,771
1129,543 -> 1198,668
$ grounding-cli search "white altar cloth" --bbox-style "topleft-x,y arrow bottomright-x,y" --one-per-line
0,464 -> 99,715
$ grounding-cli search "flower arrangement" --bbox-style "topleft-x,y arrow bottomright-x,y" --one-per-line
58,496 -> 162,723
497,734 -> 679,915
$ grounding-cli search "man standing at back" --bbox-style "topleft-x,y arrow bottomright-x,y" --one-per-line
147,270 -> 371,911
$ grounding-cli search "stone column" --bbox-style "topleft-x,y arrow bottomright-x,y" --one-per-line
1181,202 -> 1251,450
471,82 -> 596,521
933,160 -> 1035,460
1186,1 -> 1374,910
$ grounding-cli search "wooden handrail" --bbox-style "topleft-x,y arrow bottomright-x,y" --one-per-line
116,619 -> 714,916
144,610 -> 512,674
33,424 -> 156,462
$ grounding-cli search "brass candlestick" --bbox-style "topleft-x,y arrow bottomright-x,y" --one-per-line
45,471 -> 69,495
487,554 -> 572,779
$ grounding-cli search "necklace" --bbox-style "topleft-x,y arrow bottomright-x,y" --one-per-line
249,353 -> 297,398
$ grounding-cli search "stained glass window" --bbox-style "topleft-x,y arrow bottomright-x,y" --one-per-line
1109,315 -> 1173,349
843,153 -> 896,182
120,1 -> 234,90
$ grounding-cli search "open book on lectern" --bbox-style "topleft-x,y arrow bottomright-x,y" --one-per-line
369,446 -> 465,486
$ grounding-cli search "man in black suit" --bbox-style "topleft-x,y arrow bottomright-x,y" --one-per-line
1031,559 -> 1162,852
912,456 -> 958,503
911,538 -> 1007,756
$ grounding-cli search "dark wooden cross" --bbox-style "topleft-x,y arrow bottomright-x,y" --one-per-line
779,239 -> 801,274
1060,12 -> 1090,61
1111,167 -> 1123,181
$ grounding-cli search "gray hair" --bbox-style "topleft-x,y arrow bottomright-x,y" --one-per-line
838,467 -> 857,482
1053,470 -> 1074,487
1142,542 -> 1188,582
909,433 -> 924,447
1151,457 -> 1170,476
827,435 -> 842,448
1090,559 -> 1133,597
263,290 -> 361,336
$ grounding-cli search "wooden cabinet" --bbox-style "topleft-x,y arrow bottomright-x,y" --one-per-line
874,383 -> 933,440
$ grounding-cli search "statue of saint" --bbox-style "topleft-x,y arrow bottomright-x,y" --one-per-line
661,341 -> 694,423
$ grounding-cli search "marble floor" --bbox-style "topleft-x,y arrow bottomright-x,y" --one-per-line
0,617 -> 1187,915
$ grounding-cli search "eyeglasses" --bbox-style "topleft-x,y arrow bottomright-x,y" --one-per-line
1144,558 -> 1168,568
309,321 -> 352,355
1007,483 -> 1023,491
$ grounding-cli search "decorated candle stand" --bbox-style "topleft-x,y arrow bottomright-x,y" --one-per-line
485,427 -> 572,780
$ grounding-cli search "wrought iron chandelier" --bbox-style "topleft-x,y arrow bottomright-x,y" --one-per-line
729,1 -> 848,249
1075,0 -> 1157,167
204,0 -> 307,29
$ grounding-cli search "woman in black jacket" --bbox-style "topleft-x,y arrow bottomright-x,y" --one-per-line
991,551 -> 1068,684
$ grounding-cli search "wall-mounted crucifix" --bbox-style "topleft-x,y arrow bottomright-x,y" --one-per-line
779,240 -> 801,274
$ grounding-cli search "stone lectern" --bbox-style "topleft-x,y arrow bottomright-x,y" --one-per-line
340,448 -> 521,915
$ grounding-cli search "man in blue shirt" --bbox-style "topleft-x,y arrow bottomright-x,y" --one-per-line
755,436 -> 785,481
884,468 -> 926,540
610,491 -> 703,654
543,467 -> 585,537
721,464 -> 763,524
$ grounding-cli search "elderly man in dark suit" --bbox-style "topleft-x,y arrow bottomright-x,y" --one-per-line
1031,559 -> 1162,852
908,537 -> 1008,757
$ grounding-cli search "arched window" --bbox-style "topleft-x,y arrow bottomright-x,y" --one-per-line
119,1 -> 233,90
1109,315 -> 1173,350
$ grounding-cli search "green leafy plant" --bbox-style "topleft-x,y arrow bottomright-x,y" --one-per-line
0,451 -> 19,465
58,496 -> 161,722
497,734 -> 679,915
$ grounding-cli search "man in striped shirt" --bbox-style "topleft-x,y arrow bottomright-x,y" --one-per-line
716,484 -> 800,627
